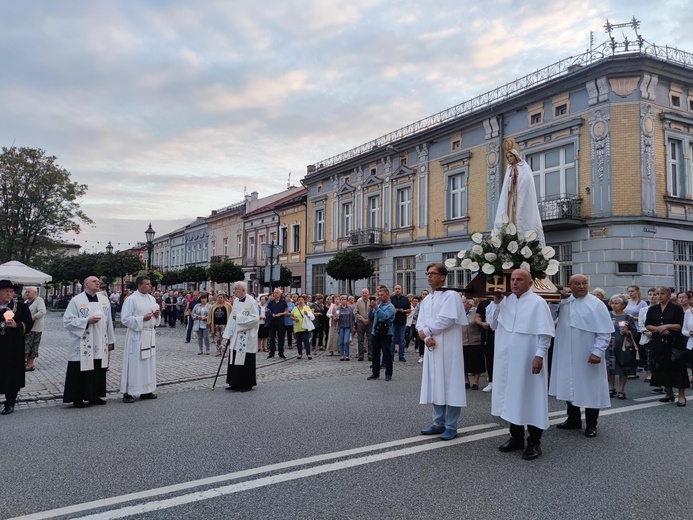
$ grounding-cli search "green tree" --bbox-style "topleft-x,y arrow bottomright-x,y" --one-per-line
160,269 -> 182,287
179,265 -> 208,289
325,249 -> 374,295
95,251 -> 144,291
208,260 -> 244,294
0,146 -> 93,264
48,253 -> 103,285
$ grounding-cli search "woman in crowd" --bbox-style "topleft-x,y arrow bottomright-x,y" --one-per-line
336,295 -> 352,361
461,297 -> 484,390
646,286 -> 688,407
257,295 -> 269,352
208,293 -> 232,357
625,285 -> 648,323
291,295 -> 315,360
607,294 -> 639,399
637,288 -> 657,383
192,293 -> 211,355
310,294 -> 326,351
676,291 -> 691,313
681,296 -> 693,388
325,296 -> 339,356
323,295 -> 334,346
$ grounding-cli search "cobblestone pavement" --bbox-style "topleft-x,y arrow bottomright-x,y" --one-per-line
8,311 -> 423,409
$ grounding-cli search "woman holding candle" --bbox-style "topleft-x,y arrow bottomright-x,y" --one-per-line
606,294 -> 638,399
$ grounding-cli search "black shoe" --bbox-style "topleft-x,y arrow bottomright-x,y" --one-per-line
140,393 -> 158,400
367,374 -> 379,380
89,398 -> 107,405
238,387 -> 253,392
73,401 -> 89,408
522,444 -> 542,461
385,375 -> 392,381
676,399 -> 687,407
556,419 -> 582,430
226,387 -> 238,391
358,357 -> 364,361
123,394 -> 135,404
465,383 -> 470,389
585,426 -> 597,438
1,405 -> 14,415
471,384 -> 479,390
659,396 -> 675,403
498,437 -> 525,452
381,363 -> 386,368
278,354 -> 287,359
399,358 -> 406,362
267,354 -> 275,359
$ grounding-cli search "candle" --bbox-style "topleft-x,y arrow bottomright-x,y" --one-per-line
618,321 -> 626,328
3,310 -> 14,320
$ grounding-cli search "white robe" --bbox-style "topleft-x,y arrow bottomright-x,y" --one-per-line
494,160 -> 545,246
63,292 -> 115,369
120,291 -> 161,395
549,294 -> 613,409
490,291 -> 554,429
223,295 -> 260,365
417,289 -> 467,408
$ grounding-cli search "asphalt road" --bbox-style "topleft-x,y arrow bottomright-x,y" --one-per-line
1,365 -> 690,520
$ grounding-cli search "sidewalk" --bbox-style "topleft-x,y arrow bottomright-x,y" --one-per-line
12,312 -> 422,406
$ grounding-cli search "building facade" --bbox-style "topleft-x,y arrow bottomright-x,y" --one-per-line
303,35 -> 693,296
276,189 -> 307,292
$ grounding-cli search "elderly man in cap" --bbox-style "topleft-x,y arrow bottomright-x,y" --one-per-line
0,280 -> 33,415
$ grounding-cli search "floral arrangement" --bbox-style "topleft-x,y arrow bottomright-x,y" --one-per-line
445,214 -> 560,278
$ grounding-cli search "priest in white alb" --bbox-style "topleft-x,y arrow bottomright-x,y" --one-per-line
222,281 -> 259,392
494,148 -> 545,246
417,262 -> 467,441
489,269 -> 554,461
63,276 -> 116,408
550,274 -> 613,438
120,276 -> 161,403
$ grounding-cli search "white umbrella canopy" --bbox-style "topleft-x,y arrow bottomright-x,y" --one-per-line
0,261 -> 52,284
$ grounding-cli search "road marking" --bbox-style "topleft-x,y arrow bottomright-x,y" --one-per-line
10,399 -> 678,520
9,423 -> 499,520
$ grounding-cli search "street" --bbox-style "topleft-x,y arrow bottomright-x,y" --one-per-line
0,313 -> 691,519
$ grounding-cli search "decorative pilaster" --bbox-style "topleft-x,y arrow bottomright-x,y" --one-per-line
640,103 -> 656,215
589,107 -> 612,216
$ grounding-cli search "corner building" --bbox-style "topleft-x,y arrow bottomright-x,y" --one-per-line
303,40 -> 693,296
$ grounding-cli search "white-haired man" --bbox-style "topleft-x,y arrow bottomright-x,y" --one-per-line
223,281 -> 260,392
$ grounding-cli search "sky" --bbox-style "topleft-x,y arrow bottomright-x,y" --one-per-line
2,0 -> 692,254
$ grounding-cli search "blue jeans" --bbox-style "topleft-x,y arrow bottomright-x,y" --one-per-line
390,323 -> 407,360
432,404 -> 462,432
338,327 -> 351,357
197,327 -> 211,352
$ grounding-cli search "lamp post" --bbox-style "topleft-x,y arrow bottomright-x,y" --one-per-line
106,241 -> 114,254
145,223 -> 155,271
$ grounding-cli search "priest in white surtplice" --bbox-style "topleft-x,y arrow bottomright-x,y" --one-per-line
494,148 -> 545,246
222,281 -> 259,392
120,276 -> 161,403
550,274 -> 613,438
63,276 -> 116,407
417,262 -> 468,441
489,269 -> 554,461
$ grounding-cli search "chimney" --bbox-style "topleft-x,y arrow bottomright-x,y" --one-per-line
251,191 -> 258,201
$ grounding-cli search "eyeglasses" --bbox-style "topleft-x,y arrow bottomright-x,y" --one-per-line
426,272 -> 442,276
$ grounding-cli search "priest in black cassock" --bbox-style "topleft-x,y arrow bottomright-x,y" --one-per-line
0,279 -> 33,415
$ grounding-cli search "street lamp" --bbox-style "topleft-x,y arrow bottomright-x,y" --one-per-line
106,241 -> 114,254
145,223 -> 155,271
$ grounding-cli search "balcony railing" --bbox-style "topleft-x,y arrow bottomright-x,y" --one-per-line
210,255 -> 228,264
349,228 -> 384,246
538,195 -> 582,220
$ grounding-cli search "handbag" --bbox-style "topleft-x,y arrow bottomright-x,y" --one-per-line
671,347 -> 686,364
299,308 -> 315,331
616,334 -> 639,367
374,319 -> 390,338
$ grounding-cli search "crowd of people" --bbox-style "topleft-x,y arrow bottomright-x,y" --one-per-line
1,271 -> 691,464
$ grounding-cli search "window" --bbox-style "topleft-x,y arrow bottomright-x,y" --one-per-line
554,104 -> 567,117
317,183 -> 322,194
314,208 -> 325,241
312,264 -> 326,296
451,139 -> 461,151
528,143 -> 577,200
370,167 -> 377,176
689,99 -> 693,111
259,234 -> 266,260
292,224 -> 300,253
280,227 -> 288,253
674,240 -> 693,291
667,138 -> 687,198
447,172 -> 467,219
530,113 -> 542,125
394,255 -> 416,295
552,243 -> 573,287
341,202 -> 353,237
367,195 -> 381,229
234,236 -> 239,257
211,241 -> 216,257
248,237 -> 255,261
400,154 -> 408,167
367,259 -> 380,295
672,95 -> 681,108
395,187 -> 412,228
